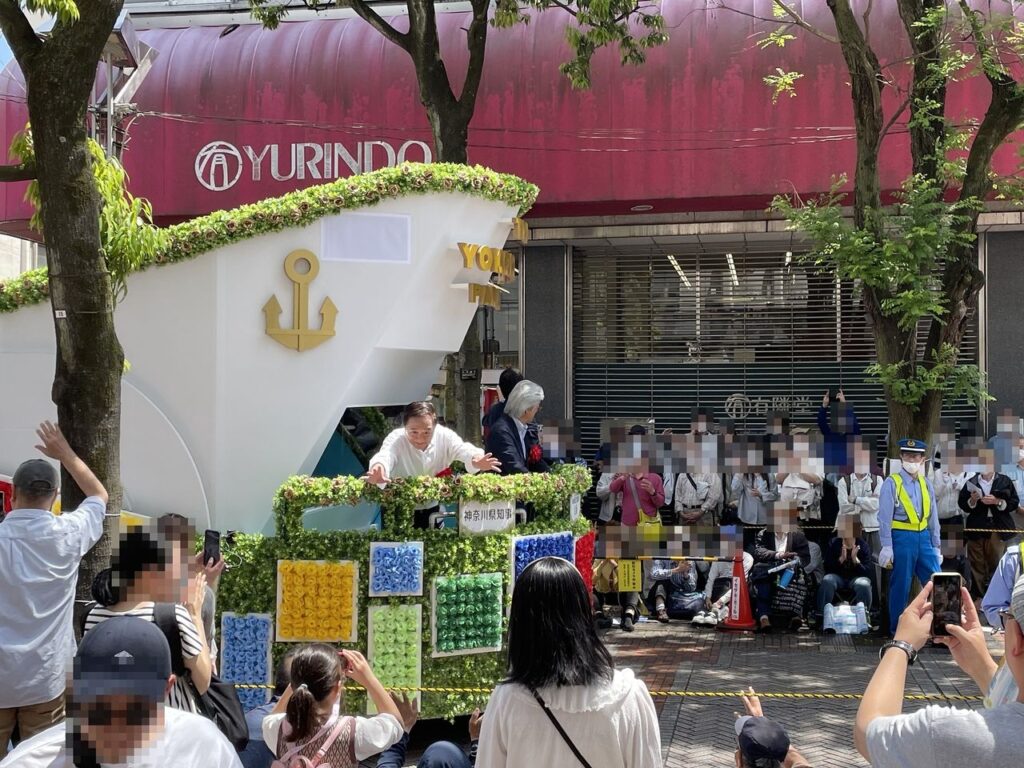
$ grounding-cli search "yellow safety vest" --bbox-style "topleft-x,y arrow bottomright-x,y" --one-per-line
891,473 -> 930,531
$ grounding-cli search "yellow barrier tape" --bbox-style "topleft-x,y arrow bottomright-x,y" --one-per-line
231,683 -> 981,701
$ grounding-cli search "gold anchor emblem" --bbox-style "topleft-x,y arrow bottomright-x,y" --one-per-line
262,249 -> 338,351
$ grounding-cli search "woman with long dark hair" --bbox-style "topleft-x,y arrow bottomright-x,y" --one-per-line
477,557 -> 660,767
262,644 -> 403,766
83,526 -> 212,712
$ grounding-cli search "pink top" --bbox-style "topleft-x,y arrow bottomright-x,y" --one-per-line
609,474 -> 665,526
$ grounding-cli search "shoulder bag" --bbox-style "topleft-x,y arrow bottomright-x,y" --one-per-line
530,688 -> 593,768
153,602 -> 249,751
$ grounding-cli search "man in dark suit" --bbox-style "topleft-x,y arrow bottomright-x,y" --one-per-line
485,379 -> 550,476
750,503 -> 812,632
482,367 -> 524,439
958,462 -> 1019,600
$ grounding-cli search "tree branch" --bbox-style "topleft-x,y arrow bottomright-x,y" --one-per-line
0,160 -> 36,181
769,0 -> 839,44
0,1 -> 41,71
350,0 -> 410,52
457,0 -> 489,118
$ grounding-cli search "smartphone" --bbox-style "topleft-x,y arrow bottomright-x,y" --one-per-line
931,572 -> 963,636
202,529 -> 221,567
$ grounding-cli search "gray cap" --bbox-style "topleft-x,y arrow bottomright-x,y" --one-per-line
1011,572 -> 1024,625
12,459 -> 58,494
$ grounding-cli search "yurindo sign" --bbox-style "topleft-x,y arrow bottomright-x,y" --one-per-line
195,139 -> 433,192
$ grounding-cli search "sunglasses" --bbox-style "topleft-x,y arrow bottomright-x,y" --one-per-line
75,700 -> 156,727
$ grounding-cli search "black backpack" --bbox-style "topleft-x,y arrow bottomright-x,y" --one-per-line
153,603 -> 249,751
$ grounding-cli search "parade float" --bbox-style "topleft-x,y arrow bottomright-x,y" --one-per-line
0,163 -> 594,717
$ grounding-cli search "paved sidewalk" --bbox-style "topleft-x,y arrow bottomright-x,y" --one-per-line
604,617 -> 993,767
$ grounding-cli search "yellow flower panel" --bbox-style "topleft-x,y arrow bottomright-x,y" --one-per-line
276,559 -> 358,643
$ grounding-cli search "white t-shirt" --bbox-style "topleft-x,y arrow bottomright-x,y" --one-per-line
0,707 -> 241,768
262,711 -> 403,762
866,702 -> 1024,767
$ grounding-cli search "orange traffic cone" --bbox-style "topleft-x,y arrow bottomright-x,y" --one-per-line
719,551 -> 756,631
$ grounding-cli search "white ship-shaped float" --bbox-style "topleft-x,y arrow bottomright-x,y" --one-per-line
0,164 -> 535,533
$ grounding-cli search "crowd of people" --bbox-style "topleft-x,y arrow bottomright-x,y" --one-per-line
2,376 -> 1024,766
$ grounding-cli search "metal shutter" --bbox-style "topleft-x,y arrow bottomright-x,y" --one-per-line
572,244 -> 979,456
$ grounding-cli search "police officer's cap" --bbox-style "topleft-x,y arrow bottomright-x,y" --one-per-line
897,438 -> 927,453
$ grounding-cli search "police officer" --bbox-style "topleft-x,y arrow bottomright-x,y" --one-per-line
877,438 -> 941,634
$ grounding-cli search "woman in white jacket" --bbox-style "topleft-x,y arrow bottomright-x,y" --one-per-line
477,557 -> 661,768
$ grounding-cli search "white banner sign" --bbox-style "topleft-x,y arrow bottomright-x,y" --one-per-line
570,493 -> 581,521
459,499 -> 515,535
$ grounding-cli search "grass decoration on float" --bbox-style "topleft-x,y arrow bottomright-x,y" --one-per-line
214,465 -> 591,719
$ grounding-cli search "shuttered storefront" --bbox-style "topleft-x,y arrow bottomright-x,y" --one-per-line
572,244 -> 979,456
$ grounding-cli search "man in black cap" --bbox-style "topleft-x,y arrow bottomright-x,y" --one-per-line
0,616 -> 241,767
734,688 -> 812,768
0,421 -> 108,757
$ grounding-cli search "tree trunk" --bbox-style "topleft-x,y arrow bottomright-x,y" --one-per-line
23,1 -> 127,634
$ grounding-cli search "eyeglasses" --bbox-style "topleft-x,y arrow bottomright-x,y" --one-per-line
998,608 -> 1017,632
75,700 -> 155,727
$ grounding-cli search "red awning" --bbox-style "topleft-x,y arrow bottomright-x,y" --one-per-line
0,1 -> 1017,234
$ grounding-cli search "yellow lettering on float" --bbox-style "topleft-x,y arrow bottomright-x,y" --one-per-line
468,283 -> 501,310
457,243 -> 517,283
459,242 -> 479,269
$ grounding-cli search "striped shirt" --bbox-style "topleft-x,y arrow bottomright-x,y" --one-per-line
83,602 -> 203,712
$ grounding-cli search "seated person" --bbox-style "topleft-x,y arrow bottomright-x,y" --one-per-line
377,693 -> 480,768
644,559 -> 704,622
750,504 -> 812,632
693,526 -> 753,628
816,513 -> 873,626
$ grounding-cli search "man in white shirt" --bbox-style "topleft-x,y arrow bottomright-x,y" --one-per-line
856,574 -> 1024,767
1,616 -> 241,768
364,401 -> 500,528
0,421 -> 109,757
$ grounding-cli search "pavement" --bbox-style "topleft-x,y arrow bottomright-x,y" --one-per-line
603,616 -> 996,768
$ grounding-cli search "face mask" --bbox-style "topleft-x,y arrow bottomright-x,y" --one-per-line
903,461 -> 921,475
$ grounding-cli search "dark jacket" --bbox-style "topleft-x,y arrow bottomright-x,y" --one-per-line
484,413 -> 550,476
824,537 -> 873,581
753,528 -> 811,569
482,400 -> 505,432
958,473 -> 1019,541
377,732 -> 477,768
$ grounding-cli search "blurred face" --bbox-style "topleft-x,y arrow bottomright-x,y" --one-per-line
75,694 -> 165,764
836,515 -> 858,540
404,415 -> 436,451
168,543 -> 193,603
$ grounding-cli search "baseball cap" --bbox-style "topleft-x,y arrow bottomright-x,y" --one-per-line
74,617 -> 172,704
735,716 -> 790,763
1011,572 -> 1024,625
12,459 -> 58,494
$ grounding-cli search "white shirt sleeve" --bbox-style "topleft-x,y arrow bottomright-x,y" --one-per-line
866,708 -> 939,767
438,426 -> 486,475
476,684 -> 511,766
262,712 -> 284,754
368,429 -> 403,476
57,496 -> 107,558
621,678 -> 662,768
353,714 -> 404,761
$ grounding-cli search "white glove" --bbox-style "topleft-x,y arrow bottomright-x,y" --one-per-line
878,546 -> 894,568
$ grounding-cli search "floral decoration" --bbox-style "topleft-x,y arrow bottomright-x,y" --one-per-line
369,541 -> 424,597
368,604 -> 422,711
276,560 -> 357,642
575,530 -> 596,594
528,444 -> 543,466
512,532 -> 576,583
432,573 -> 503,656
0,164 -> 538,315
220,613 -> 273,711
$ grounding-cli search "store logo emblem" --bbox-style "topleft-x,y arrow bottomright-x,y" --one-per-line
724,393 -> 752,420
195,141 -> 244,192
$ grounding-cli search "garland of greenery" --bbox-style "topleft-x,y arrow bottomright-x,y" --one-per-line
216,465 -> 591,719
0,163 -> 538,314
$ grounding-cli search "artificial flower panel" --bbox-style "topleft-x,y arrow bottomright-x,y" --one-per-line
276,559 -> 358,642
367,603 -> 423,712
431,573 -> 503,657
220,612 -> 273,711
510,531 -> 576,587
368,541 -> 424,597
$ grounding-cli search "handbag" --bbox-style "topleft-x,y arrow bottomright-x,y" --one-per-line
627,476 -> 662,533
154,603 -> 249,751
530,688 -> 593,768
770,566 -> 809,617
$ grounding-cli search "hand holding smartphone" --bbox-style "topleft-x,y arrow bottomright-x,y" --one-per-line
202,529 -> 221,567
930,572 -> 963,637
